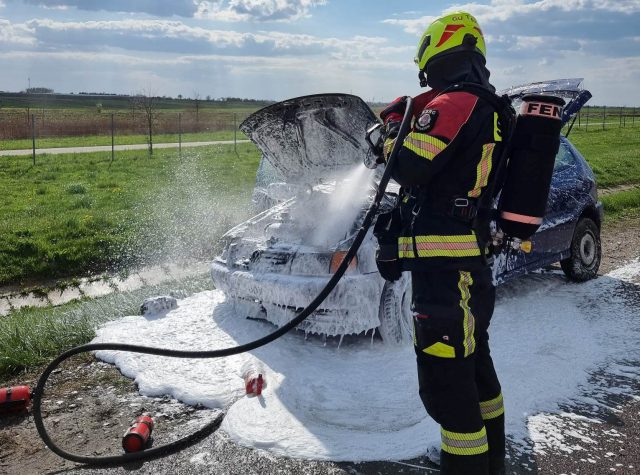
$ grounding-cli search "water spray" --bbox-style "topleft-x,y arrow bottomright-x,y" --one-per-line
28,98 -> 415,466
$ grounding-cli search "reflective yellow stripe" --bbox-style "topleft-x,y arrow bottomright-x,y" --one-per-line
414,234 -> 480,258
480,392 -> 504,420
400,235 -> 481,258
441,427 -> 488,456
468,143 -> 495,198
494,112 -> 502,142
414,234 -> 477,243
423,342 -> 456,358
403,132 -> 447,160
458,271 -> 476,357
398,237 -> 415,258
383,137 -> 395,160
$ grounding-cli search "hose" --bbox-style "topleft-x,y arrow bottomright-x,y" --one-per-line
31,97 -> 414,465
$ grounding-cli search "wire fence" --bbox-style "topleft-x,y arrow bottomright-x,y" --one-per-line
0,109 -> 254,163
570,105 -> 640,131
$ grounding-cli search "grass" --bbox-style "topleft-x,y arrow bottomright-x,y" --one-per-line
566,122 -> 640,188
601,187 -> 640,220
0,143 -> 260,286
0,131 -> 247,151
0,273 -> 212,381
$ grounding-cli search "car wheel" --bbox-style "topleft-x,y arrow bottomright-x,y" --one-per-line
378,275 -> 413,344
560,217 -> 601,282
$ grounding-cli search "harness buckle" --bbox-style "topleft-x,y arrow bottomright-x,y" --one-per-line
450,198 -> 477,220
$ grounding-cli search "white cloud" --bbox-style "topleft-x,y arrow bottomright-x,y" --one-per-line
17,0 -> 327,21
0,18 -> 36,45
196,0 -> 327,22
17,18 -> 396,61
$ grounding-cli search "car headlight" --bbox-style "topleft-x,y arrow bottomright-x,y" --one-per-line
329,251 -> 357,274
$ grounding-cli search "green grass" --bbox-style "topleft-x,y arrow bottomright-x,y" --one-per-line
0,131 -> 248,151
601,187 -> 640,220
0,143 -> 260,286
566,122 -> 640,188
0,274 -> 212,381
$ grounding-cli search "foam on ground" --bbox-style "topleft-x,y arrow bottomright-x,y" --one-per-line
94,259 -> 640,461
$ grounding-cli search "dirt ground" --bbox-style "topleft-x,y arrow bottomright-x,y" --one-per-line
1,215 -> 639,475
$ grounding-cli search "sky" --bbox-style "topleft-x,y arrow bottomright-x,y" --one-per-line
0,0 -> 639,105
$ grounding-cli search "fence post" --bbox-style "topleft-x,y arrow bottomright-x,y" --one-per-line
111,113 -> 115,163
585,106 -> 589,131
602,106 -> 606,130
633,107 -> 636,125
178,113 -> 182,157
620,107 -> 623,128
234,112 -> 237,153
31,114 -> 36,165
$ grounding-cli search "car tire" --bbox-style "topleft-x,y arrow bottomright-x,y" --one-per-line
378,275 -> 413,344
560,217 -> 601,282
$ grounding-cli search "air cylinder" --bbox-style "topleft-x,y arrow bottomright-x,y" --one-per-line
498,94 -> 565,239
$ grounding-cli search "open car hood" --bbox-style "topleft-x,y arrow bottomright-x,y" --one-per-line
240,94 -> 379,184
499,78 -> 592,125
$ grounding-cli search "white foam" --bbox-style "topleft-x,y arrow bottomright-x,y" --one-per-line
93,260 -> 640,461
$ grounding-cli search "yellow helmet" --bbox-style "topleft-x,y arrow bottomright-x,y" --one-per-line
414,11 -> 486,72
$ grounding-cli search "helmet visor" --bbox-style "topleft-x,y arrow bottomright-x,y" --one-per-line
415,35 -> 431,67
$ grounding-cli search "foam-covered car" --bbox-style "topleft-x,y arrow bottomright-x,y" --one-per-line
211,79 -> 602,342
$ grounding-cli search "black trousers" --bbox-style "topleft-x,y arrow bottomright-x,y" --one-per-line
411,267 -> 505,475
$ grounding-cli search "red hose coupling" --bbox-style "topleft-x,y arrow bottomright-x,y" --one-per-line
122,415 -> 155,453
245,373 -> 264,396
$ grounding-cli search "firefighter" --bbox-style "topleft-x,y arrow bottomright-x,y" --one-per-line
379,11 -> 507,475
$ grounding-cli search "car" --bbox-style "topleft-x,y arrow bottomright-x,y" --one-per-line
210,79 -> 602,343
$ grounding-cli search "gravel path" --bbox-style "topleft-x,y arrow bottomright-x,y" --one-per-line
0,140 -> 250,157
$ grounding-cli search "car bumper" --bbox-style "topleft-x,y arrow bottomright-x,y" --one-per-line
210,260 -> 385,336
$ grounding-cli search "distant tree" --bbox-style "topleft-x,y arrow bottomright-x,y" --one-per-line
128,96 -> 138,121
206,95 -> 211,101
177,94 -> 183,100
193,91 -> 201,122
135,91 -> 159,155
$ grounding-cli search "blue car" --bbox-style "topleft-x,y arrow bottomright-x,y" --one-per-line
211,79 -> 602,342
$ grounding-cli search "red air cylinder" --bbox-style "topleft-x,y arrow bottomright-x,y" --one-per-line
0,386 -> 32,415
122,415 -> 154,453
498,94 -> 566,239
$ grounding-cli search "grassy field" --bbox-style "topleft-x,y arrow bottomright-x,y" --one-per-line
567,122 -> 640,187
0,274 -> 212,380
0,143 -> 261,286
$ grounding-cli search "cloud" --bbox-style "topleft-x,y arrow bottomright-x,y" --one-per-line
196,0 -> 326,22
17,0 -> 199,17
0,18 -> 36,46
16,0 -> 326,21
14,18 -> 396,61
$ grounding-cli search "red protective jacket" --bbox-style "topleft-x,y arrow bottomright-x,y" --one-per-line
382,89 -> 503,271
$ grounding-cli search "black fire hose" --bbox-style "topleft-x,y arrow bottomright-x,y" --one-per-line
31,97 -> 414,466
